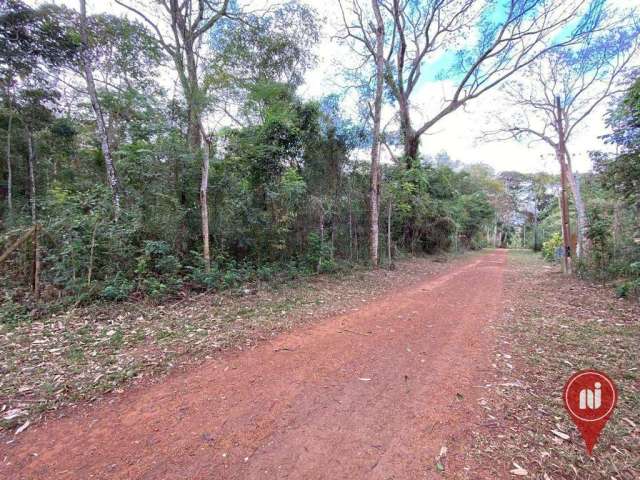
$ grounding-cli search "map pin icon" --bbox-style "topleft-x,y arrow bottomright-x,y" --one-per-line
563,370 -> 617,455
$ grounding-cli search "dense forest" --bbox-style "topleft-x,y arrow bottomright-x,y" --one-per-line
1,0 -> 639,320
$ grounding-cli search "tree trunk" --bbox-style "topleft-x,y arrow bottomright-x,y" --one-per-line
183,41 -> 212,270
533,208 -> 539,251
33,223 -> 40,299
398,95 -> 419,167
200,136 -> 211,272
387,201 -> 392,263
79,0 -> 121,219
556,147 -> 572,274
612,201 -> 620,259
5,91 -> 12,217
317,207 -> 324,274
403,131 -> 419,167
556,97 -> 572,274
369,0 -> 385,267
184,40 -> 202,151
27,129 -> 40,298
347,184 -> 353,260
635,199 -> 640,244
564,152 -> 588,258
27,129 -> 36,224
87,219 -> 98,285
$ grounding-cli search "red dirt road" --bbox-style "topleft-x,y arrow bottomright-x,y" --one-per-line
2,250 -> 507,479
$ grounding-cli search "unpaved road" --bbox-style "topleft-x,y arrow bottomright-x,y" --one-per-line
2,250 -> 507,479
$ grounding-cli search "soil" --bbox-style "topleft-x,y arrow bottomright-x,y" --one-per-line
0,250 -> 507,479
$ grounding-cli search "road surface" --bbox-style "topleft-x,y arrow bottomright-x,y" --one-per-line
1,250 -> 507,479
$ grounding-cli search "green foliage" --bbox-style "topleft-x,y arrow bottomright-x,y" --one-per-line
305,232 -> 336,273
581,75 -> 640,294
101,273 -> 134,301
615,263 -> 640,298
586,207 -> 613,278
0,0 -> 530,313
542,233 -> 563,262
0,295 -> 30,325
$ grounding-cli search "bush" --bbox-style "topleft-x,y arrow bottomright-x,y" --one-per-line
188,264 -> 224,290
101,273 -> 134,301
257,264 -> 274,281
542,233 -> 563,262
616,279 -> 640,298
305,232 -> 335,272
616,262 -> 640,298
0,296 -> 30,325
141,277 -> 168,299
155,255 -> 181,275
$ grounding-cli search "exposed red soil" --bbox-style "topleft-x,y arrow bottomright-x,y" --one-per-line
1,250 -> 507,479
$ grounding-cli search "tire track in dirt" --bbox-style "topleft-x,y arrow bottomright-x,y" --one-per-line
1,250 -> 507,479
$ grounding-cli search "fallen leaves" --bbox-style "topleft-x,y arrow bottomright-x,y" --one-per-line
15,419 -> 30,435
510,463 -> 528,476
463,251 -> 640,479
1,255 -> 462,435
435,445 -> 447,474
550,429 -> 570,441
2,408 -> 27,421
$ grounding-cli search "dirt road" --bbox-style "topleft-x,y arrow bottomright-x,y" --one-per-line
1,250 -> 507,479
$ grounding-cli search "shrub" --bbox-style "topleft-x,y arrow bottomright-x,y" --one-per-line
257,264 -> 274,281
155,255 -> 181,275
305,232 -> 335,272
188,264 -> 223,290
616,262 -> 640,298
616,278 -> 640,299
141,277 -> 169,299
101,273 -> 134,301
542,233 -> 563,262
0,296 -> 30,325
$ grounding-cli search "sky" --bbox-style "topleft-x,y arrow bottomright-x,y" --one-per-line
34,0 -> 634,175
300,0 -> 621,174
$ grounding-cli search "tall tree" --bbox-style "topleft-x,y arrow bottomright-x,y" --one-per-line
485,11 -> 640,257
115,0 -> 231,271
596,75 -> 640,242
4,88 -> 13,217
338,0 -> 386,265
0,0 -> 76,219
79,0 -> 121,218
369,0 -> 385,266
374,0 -> 608,165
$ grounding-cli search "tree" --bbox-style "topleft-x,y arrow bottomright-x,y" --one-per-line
114,0 -> 231,272
529,172 -> 556,250
207,1 -> 319,124
369,0 -> 385,266
79,0 -> 121,218
0,0 -> 76,220
484,9 -> 640,257
337,0 -> 386,266
367,0 -> 605,166
596,75 -> 640,241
